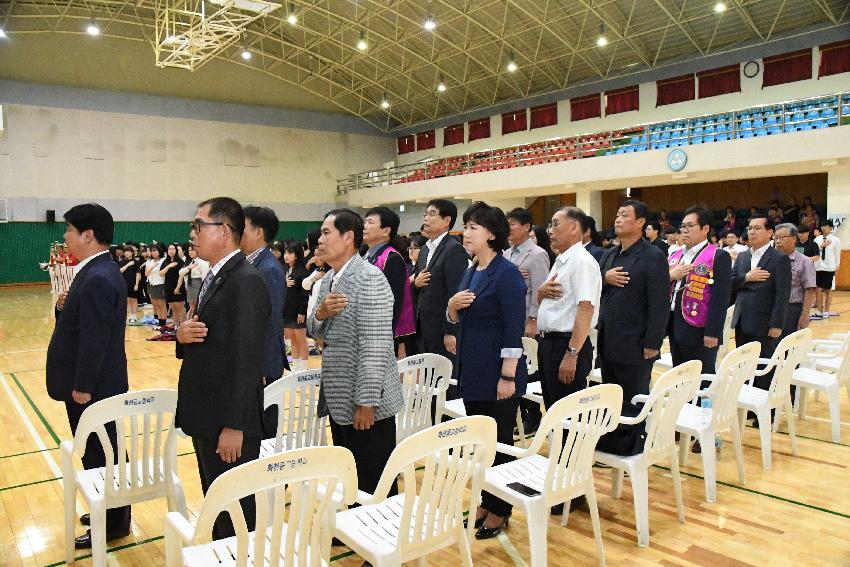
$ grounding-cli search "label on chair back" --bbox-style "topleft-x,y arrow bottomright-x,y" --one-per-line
267,457 -> 308,472
438,425 -> 467,438
124,396 -> 155,407
579,393 -> 600,404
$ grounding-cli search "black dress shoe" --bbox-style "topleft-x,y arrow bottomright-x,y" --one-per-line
522,418 -> 540,435
475,513 -> 510,540
463,515 -> 487,530
692,440 -> 702,454
74,528 -> 131,549
331,537 -> 345,547
80,513 -> 90,526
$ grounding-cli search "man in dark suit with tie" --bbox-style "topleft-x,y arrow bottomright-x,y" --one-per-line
598,200 -> 670,407
241,206 -> 289,438
732,215 -> 791,392
46,203 -> 131,549
176,197 -> 271,540
413,199 -> 470,364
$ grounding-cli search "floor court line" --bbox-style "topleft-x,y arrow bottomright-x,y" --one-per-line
9,372 -> 61,445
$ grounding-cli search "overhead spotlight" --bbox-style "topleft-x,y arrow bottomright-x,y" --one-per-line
0,28 -> 6,39
287,4 -> 298,24
241,48 -> 252,60
506,52 -> 518,72
357,31 -> 368,51
714,2 -> 726,13
423,15 -> 436,31
86,18 -> 100,36
437,76 -> 446,92
380,94 -> 390,109
597,23 -> 607,47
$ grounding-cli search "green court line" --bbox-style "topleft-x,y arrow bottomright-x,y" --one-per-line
8,372 -> 61,445
42,535 -> 165,567
0,476 -> 61,493
0,446 -> 59,460
652,464 -> 850,520
749,424 -> 850,449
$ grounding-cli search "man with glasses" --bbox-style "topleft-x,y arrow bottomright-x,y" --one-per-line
176,197 -> 271,540
413,199 -> 470,366
731,215 -> 790,404
668,207 -> 732,453
773,223 -> 815,337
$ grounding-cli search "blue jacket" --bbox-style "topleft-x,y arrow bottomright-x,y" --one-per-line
455,255 -> 528,402
252,247 -> 287,378
46,252 -> 128,401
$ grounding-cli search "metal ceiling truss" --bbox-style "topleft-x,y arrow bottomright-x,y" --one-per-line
1,0 -> 846,132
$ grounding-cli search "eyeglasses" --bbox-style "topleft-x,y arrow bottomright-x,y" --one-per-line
190,219 -> 229,233
546,220 -> 561,231
773,234 -> 795,242
423,209 -> 440,218
679,223 -> 700,231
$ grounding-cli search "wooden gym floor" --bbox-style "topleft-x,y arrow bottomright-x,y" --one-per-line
0,285 -> 849,566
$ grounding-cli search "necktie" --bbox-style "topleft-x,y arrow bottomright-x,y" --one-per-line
197,270 -> 215,307
511,246 -> 520,261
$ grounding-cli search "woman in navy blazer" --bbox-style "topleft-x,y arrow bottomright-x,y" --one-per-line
447,202 -> 527,540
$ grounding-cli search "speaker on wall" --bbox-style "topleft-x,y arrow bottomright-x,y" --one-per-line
46,210 -> 56,223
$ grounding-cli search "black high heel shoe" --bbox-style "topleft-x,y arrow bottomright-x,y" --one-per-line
464,514 -> 488,530
474,512 -> 511,540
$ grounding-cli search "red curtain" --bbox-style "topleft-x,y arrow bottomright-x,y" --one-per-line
416,130 -> 436,151
605,86 -> 639,115
570,94 -> 601,121
443,124 -> 464,146
763,49 -> 812,88
698,64 -> 741,98
397,135 -> 415,155
530,103 -> 558,129
501,109 -> 528,135
656,74 -> 695,106
819,40 -> 850,78
468,118 -> 491,142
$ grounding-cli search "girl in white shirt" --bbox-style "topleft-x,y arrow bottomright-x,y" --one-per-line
144,244 -> 168,326
178,245 -> 210,316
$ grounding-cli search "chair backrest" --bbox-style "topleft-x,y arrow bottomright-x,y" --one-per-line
766,329 -> 813,405
526,384 -> 622,506
396,354 -> 452,442
263,369 -> 326,452
72,389 -> 179,500
522,336 -> 539,375
832,334 -> 850,387
717,306 -> 736,361
640,361 -> 703,461
376,416 -> 496,560
709,342 -> 762,428
193,446 -> 357,567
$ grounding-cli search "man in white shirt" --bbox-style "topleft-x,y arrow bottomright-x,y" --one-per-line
814,219 -> 841,318
722,230 -> 748,262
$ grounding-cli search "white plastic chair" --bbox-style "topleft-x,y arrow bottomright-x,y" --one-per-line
480,384 -> 623,567
737,328 -> 812,469
676,342 -> 760,502
655,306 -> 736,372
595,361 -> 702,547
260,368 -> 327,459
396,353 -> 452,443
165,446 -> 357,567
61,389 -> 187,566
791,332 -> 850,442
522,336 -> 539,375
334,416 -> 497,567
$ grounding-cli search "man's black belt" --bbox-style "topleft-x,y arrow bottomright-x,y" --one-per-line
539,331 -> 571,339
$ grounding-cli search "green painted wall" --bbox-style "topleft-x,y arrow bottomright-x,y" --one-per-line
0,221 -> 321,284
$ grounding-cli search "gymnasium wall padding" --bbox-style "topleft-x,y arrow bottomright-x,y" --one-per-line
0,221 -> 321,284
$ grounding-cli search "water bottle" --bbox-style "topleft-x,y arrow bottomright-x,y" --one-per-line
700,397 -> 712,427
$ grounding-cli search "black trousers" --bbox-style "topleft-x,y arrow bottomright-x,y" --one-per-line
66,401 -> 131,533
599,357 -> 654,412
192,435 -> 261,541
735,325 -> 778,391
329,415 -> 398,497
464,398 -> 520,518
538,335 -> 593,410
394,334 -> 419,358
261,374 -> 283,439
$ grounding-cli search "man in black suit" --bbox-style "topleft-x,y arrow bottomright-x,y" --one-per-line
598,200 -> 670,407
413,199 -> 469,363
732,215 -> 791,391
176,197 -> 270,540
645,220 -> 669,256
46,203 -> 131,549
581,215 -> 605,262
668,205 -> 732,375
241,206 -> 289,438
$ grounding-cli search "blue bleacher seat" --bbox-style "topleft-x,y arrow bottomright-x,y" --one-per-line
661,132 -> 671,141
715,124 -> 726,133
823,108 -> 836,118
768,126 -> 781,135
631,136 -> 641,144
704,126 -> 715,135
640,134 -> 648,142
657,142 -> 669,149
784,124 -> 797,133
827,117 -> 838,127
843,105 -> 850,115
800,123 -> 813,131
742,131 -> 754,138
624,147 -> 635,153
693,127 -> 703,135
807,110 -> 820,120
716,133 -> 728,141
766,116 -> 777,126
636,145 -> 647,152
793,112 -> 805,122
692,137 -> 703,145
616,147 -> 626,154
740,120 -> 752,130
755,129 -> 767,137
812,120 -> 826,129
703,135 -> 715,143
753,119 -> 764,128
651,133 -> 661,142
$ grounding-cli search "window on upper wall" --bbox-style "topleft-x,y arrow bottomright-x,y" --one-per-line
605,86 -> 639,115
697,64 -> 741,98
397,135 -> 415,155
468,117 -> 491,142
501,109 -> 528,135
818,40 -> 850,78
570,94 -> 601,121
530,103 -> 558,129
416,130 -> 435,151
656,74 -> 695,106
762,49 -> 812,88
443,124 -> 464,146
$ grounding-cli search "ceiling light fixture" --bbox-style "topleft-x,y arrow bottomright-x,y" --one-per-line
86,18 -> 100,36
241,33 -> 252,60
357,31 -> 368,51
287,4 -> 298,24
506,52 -> 518,72
424,15 -> 436,31
380,94 -> 390,109
0,28 -> 6,39
714,2 -> 727,13
597,24 -> 607,47
437,75 -> 446,92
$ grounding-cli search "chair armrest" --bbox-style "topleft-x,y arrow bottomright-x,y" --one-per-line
619,416 -> 642,425
807,352 -> 838,360
829,333 -> 848,341
355,489 -> 382,506
175,427 -> 189,439
630,394 -> 649,405
754,357 -> 777,376
813,339 -> 843,347
449,378 -> 458,387
495,441 -> 527,458
164,511 -> 195,544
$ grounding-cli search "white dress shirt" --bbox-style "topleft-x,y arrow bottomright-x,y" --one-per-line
723,243 -> 748,255
814,234 -> 841,272
537,241 -> 601,333
207,249 -> 242,280
331,254 -> 357,290
750,242 -> 772,271
73,250 -> 110,274
424,231 -> 448,268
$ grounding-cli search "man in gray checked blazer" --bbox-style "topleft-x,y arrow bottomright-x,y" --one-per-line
308,208 -> 404,495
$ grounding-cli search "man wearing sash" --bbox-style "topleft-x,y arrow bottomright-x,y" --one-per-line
667,206 -> 732,377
